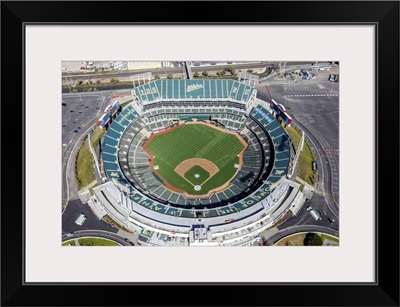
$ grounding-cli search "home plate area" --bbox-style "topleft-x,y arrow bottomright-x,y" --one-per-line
181,164 -> 213,186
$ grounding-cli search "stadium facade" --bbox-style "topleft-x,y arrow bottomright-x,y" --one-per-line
88,78 -> 305,246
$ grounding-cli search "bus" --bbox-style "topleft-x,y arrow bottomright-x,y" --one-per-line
310,209 -> 321,221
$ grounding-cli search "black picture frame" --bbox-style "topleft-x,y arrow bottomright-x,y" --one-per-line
1,1 -> 399,306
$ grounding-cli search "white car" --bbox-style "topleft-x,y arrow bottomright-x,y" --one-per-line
306,206 -> 312,211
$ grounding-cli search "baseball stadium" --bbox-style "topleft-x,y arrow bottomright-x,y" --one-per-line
89,76 -> 304,246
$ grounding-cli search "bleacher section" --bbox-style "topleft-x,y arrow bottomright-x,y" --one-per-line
101,91 -> 290,221
249,105 -> 291,184
133,79 -> 256,109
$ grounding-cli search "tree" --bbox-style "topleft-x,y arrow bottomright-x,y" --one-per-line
221,69 -> 226,76
154,74 -> 160,79
202,71 -> 208,77
110,78 -> 118,83
72,88 -> 78,93
96,80 -> 101,84
226,65 -> 235,73
167,74 -> 173,79
76,80 -> 83,85
87,87 -> 93,92
304,233 -> 323,246
194,72 -> 200,78
247,69 -> 253,73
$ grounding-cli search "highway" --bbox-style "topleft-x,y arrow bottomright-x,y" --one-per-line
62,62 -> 276,83
62,229 -> 134,246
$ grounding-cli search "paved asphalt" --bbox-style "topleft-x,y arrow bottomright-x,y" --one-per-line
278,193 -> 339,231
61,63 -> 339,243
62,229 -> 134,246
61,92 -> 110,202
258,66 -> 339,216
61,90 -> 136,238
62,198 -> 118,234
62,62 -> 275,82
265,224 -> 339,245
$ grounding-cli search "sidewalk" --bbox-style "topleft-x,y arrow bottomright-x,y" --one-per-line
296,177 -> 315,199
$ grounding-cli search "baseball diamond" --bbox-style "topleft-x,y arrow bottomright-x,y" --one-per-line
182,164 -> 211,185
143,123 -> 247,196
96,76 -> 295,247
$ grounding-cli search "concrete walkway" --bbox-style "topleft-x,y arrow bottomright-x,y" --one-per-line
296,177 -> 315,200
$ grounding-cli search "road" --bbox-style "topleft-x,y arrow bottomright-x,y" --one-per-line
278,193 -> 339,231
61,62 -> 339,243
62,229 -> 134,246
62,198 -> 118,234
62,92 -> 111,206
258,65 -> 340,218
265,225 -> 339,245
62,62 -> 276,83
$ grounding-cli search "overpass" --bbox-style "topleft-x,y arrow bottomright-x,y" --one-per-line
185,61 -> 193,79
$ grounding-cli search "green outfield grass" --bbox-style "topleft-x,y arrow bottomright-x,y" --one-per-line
184,165 -> 210,185
146,124 -> 245,194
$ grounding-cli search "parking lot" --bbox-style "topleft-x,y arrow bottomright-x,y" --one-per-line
61,93 -> 110,201
260,66 -> 339,203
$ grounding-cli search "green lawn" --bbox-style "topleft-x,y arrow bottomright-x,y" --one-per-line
77,238 -> 120,246
76,127 -> 105,189
62,240 -> 76,246
184,165 -> 210,185
285,126 -> 316,186
321,234 -> 339,243
146,124 -> 245,194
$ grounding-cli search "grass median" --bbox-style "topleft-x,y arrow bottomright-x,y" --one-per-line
75,127 -> 105,190
285,126 -> 316,186
77,238 -> 120,246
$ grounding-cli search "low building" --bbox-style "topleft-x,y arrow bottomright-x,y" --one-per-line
127,62 -> 172,70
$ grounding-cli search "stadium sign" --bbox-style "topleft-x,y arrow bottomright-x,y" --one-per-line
187,84 -> 204,92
